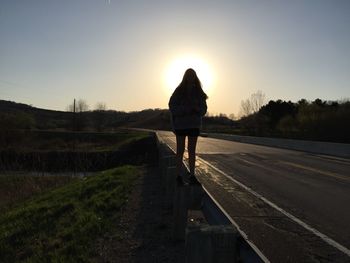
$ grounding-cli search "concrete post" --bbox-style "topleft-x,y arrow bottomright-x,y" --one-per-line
172,181 -> 205,240
161,155 -> 177,174
187,184 -> 204,210
160,155 -> 177,188
185,225 -> 238,263
165,166 -> 177,207
173,185 -> 189,240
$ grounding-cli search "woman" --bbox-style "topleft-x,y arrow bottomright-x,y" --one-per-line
168,68 -> 208,185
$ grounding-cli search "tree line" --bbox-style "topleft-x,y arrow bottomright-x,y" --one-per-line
238,97 -> 350,143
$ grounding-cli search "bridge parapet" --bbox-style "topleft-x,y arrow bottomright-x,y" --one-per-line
156,132 -> 266,263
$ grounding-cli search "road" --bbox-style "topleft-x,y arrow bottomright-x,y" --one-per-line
157,131 -> 350,262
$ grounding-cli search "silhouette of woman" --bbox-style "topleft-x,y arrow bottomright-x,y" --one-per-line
168,68 -> 208,185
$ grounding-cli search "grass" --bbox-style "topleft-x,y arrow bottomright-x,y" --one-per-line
0,165 -> 141,262
0,174 -> 76,214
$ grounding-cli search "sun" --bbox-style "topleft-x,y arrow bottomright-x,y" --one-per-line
164,55 -> 213,93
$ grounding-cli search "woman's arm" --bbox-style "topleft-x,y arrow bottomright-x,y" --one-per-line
198,98 -> 207,116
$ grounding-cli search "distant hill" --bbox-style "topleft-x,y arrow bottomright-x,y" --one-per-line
124,109 -> 172,130
0,100 -> 72,130
0,100 -> 235,132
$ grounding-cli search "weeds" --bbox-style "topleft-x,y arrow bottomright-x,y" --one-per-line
0,174 -> 76,213
0,165 -> 140,262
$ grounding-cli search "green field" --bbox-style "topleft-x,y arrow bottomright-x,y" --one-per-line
0,166 -> 140,262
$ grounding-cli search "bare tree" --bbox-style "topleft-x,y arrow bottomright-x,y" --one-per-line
66,99 -> 89,112
250,90 -> 266,113
240,99 -> 253,117
66,99 -> 89,131
92,102 -> 107,131
76,99 -> 89,112
229,113 -> 236,120
239,90 -> 266,117
94,102 -> 107,111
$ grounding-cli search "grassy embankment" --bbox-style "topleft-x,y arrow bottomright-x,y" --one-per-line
0,130 -> 150,213
0,165 -> 140,262
0,174 -> 76,214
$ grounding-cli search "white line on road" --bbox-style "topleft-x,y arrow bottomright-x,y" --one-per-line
198,157 -> 350,258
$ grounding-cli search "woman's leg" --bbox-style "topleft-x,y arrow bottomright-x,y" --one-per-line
188,136 -> 198,176
176,135 -> 186,177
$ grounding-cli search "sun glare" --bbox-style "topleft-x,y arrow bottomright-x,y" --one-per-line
164,56 -> 213,93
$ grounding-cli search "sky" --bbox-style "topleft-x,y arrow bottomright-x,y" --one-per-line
0,0 -> 349,116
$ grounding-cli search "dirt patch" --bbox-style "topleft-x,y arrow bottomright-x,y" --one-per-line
95,166 -> 185,263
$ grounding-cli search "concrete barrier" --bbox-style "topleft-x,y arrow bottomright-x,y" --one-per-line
172,184 -> 206,240
173,185 -> 188,240
165,166 -> 177,207
209,133 -> 350,158
160,155 -> 177,172
185,225 -> 239,263
160,155 -> 176,187
188,184 -> 204,210
156,132 -> 266,262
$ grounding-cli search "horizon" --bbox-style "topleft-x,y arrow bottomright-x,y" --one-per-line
1,1 -> 350,116
2,96 -> 349,117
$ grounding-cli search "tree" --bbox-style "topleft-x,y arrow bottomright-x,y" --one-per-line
239,90 -> 266,117
76,99 -> 89,112
93,102 -> 107,131
240,99 -> 252,117
94,102 -> 107,111
0,112 -> 35,148
66,99 -> 89,113
66,99 -> 89,131
229,113 -> 236,120
250,90 -> 266,113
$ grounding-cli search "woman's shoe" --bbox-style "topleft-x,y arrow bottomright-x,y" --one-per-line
189,175 -> 200,185
176,175 -> 185,186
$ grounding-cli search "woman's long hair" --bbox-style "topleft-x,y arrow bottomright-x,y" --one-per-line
172,68 -> 208,100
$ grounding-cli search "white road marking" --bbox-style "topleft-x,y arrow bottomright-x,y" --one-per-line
279,160 -> 349,182
159,133 -> 350,258
199,157 -> 350,258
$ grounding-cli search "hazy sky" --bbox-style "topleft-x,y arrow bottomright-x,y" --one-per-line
1,0 -> 349,115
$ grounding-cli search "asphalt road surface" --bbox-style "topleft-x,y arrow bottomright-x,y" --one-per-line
157,131 -> 350,263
